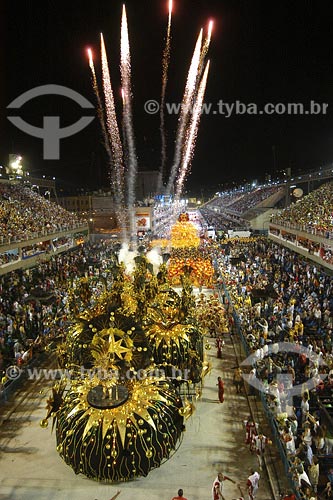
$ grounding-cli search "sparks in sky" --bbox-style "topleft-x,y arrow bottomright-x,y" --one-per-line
166,29 -> 203,195
158,0 -> 174,192
176,60 -> 211,199
87,47 -> 113,184
88,3 -> 213,241
100,33 -> 126,239
121,4 -> 138,241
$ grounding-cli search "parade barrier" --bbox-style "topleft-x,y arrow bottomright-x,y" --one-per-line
0,352 -> 48,405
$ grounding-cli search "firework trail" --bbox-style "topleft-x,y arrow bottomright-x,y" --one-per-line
121,4 -> 138,241
121,87 -> 129,170
165,29 -> 203,195
100,33 -> 127,240
175,60 -> 210,199
87,48 -> 112,160
197,20 -> 213,83
157,0 -> 173,193
202,20 -> 213,63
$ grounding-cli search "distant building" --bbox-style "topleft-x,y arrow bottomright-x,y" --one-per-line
136,171 -> 159,201
57,195 -> 92,215
56,193 -> 117,235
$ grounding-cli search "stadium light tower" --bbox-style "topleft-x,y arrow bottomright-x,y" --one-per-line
7,154 -> 24,177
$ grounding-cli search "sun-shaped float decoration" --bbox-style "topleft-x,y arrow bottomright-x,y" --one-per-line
55,375 -> 185,481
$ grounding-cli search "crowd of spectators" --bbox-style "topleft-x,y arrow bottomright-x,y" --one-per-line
0,252 -> 19,266
217,238 -> 333,498
271,182 -> 333,239
207,184 -> 281,216
0,183 -> 85,243
0,242 -> 116,378
226,185 -> 281,215
199,207 -> 250,231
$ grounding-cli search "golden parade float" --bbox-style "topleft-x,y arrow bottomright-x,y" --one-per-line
167,213 -> 215,287
42,255 -> 208,482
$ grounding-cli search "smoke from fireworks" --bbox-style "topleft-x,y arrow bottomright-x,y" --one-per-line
175,60 -> 210,199
166,29 -> 203,195
157,0 -> 173,192
100,34 -> 126,239
121,4 -> 138,240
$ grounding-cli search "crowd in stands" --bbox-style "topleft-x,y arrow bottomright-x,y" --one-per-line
271,183 -> 333,239
226,185 -> 281,215
0,242 -> 116,377
0,183 -> 85,243
217,238 -> 333,498
0,252 -> 19,266
199,207 -> 250,232
206,184 -> 281,216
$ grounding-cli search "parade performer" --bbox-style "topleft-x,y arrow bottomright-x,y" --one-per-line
217,377 -> 225,403
244,416 -> 258,452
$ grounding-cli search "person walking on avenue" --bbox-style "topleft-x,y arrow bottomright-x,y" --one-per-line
216,336 -> 224,359
233,366 -> 243,394
171,488 -> 188,500
217,376 -> 225,403
212,472 -> 236,500
252,433 -> 272,470
244,416 -> 258,452
247,469 -> 260,500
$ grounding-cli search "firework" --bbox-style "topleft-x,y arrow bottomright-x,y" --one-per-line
166,29 -> 203,195
100,34 -> 126,240
87,4 -> 212,243
121,5 -> 138,240
157,0 -> 173,192
87,48 -> 112,162
198,19 -> 213,79
175,61 -> 210,199
205,20 -> 213,54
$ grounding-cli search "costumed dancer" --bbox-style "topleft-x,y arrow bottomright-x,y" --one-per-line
247,469 -> 260,500
244,416 -> 258,452
216,336 -> 224,359
217,376 -> 225,403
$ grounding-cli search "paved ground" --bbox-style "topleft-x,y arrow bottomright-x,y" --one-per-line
0,289 -> 289,500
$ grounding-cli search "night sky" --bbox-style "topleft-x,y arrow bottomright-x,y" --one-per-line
1,0 -> 333,195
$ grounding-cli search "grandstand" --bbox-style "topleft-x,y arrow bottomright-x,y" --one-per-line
0,178 -> 89,275
269,181 -> 333,271
200,183 -> 285,236
199,171 -> 333,271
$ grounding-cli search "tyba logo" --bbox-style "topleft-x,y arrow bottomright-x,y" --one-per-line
7,84 -> 95,160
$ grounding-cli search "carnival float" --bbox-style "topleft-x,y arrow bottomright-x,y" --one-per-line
41,247 -> 212,482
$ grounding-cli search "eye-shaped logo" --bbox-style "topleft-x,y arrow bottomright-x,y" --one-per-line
241,342 -> 327,415
7,84 -> 95,160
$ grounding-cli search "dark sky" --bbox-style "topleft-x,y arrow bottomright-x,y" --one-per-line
1,0 -> 333,194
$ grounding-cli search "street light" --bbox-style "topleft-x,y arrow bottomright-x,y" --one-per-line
8,154 -> 23,176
